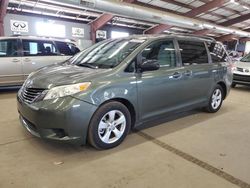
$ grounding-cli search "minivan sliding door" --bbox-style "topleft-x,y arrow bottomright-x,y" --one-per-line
177,40 -> 214,105
0,39 -> 23,86
21,40 -> 63,80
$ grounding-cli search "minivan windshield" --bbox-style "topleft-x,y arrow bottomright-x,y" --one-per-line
68,38 -> 146,69
240,53 -> 250,62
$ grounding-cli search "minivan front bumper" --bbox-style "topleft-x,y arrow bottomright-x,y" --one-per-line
17,95 -> 97,144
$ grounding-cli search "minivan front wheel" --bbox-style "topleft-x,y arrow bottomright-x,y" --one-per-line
206,85 -> 223,113
88,101 -> 131,149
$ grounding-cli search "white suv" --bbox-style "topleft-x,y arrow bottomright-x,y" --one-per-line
0,36 -> 80,87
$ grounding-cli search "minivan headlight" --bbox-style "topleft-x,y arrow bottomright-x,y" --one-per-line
44,82 -> 91,100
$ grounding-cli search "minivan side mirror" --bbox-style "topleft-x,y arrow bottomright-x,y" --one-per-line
139,59 -> 160,72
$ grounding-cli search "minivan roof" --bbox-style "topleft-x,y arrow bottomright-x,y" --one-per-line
0,34 -> 216,43
0,35 -> 77,43
124,34 -> 216,42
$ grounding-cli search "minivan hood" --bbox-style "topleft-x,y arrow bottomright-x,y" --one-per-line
25,64 -> 110,89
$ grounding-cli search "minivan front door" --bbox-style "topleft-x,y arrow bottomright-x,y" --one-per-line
137,40 -> 188,121
0,39 -> 23,86
21,39 -> 66,80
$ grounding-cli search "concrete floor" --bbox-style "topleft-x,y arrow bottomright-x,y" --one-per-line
0,87 -> 250,188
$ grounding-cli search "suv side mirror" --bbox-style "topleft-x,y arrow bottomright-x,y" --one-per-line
139,59 -> 160,72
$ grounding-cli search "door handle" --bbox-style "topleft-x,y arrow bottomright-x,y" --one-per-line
12,58 -> 20,63
169,72 -> 182,79
24,58 -> 31,62
183,70 -> 192,77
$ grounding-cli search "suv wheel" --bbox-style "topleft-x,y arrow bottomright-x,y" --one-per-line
88,101 -> 131,149
205,85 -> 223,113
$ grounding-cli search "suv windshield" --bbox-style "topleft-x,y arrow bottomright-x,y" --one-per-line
68,38 -> 146,69
240,53 -> 250,62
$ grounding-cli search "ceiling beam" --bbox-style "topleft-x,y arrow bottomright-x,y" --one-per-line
0,0 -> 9,36
161,0 -> 228,20
184,0 -> 230,18
194,12 -> 250,36
220,13 -> 250,27
90,0 -> 134,42
90,13 -> 113,42
145,0 -> 229,34
199,0 -> 242,16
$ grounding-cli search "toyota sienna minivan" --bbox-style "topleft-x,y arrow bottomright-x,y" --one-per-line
17,35 -> 233,149
0,36 -> 80,87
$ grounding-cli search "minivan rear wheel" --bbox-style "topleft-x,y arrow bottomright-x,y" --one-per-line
205,85 -> 223,113
88,101 -> 131,149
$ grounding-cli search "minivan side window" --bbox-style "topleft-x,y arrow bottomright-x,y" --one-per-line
207,42 -> 228,63
178,40 -> 208,66
22,40 -> 58,56
141,40 -> 176,67
0,39 -> 18,57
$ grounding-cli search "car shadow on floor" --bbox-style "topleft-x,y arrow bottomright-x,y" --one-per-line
232,85 -> 250,91
19,105 -> 230,165
0,87 -> 19,99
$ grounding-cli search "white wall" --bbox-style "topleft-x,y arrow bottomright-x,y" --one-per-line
4,14 -> 93,50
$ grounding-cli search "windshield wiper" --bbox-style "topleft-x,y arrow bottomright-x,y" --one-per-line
78,63 -> 98,69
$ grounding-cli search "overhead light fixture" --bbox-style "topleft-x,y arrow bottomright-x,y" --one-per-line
230,0 -> 240,5
243,6 -> 250,10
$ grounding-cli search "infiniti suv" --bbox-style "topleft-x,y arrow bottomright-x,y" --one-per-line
17,35 -> 232,149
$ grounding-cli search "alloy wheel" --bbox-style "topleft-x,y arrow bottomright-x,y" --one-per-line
98,110 -> 126,144
211,89 -> 222,110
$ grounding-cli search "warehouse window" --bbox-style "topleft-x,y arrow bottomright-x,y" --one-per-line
178,41 -> 208,66
36,22 -> 66,38
111,31 -> 129,39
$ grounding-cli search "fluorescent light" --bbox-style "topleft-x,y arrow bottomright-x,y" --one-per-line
230,0 -> 239,5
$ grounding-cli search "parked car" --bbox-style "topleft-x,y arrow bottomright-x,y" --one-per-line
232,53 -> 250,87
0,36 -> 80,87
17,35 -> 233,149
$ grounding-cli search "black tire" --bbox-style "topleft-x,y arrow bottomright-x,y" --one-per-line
88,101 -> 131,150
205,85 -> 224,113
231,82 -> 236,88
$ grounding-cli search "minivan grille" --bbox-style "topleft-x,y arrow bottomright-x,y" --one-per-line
237,67 -> 244,72
19,87 -> 45,103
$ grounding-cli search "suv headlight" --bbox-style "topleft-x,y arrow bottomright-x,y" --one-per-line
44,82 -> 91,100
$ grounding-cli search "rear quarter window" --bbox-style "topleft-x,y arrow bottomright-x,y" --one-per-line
207,42 -> 228,63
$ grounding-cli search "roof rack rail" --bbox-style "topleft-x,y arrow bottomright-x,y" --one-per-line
10,34 -> 76,42
168,33 -> 215,41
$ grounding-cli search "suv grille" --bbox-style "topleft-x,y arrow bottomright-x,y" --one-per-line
19,87 -> 46,103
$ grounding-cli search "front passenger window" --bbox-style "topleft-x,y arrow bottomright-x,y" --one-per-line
141,40 -> 176,67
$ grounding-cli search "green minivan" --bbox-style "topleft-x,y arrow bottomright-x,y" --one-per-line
17,34 -> 233,149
